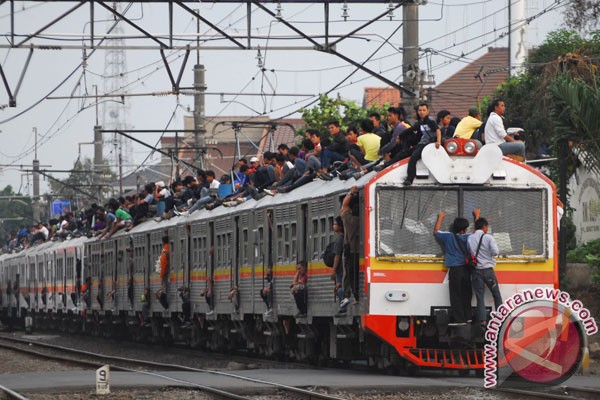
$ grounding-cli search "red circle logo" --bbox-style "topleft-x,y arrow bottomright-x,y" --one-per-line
500,302 -> 583,385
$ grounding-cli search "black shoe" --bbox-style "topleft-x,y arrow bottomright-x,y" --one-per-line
402,179 -> 412,186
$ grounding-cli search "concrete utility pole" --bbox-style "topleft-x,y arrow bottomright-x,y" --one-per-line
193,64 -> 207,170
402,1 -> 419,117
509,0 -> 527,76
193,10 -> 207,170
32,127 -> 40,223
94,125 -> 103,200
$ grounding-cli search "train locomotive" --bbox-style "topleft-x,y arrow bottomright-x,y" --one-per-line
0,140 -> 558,373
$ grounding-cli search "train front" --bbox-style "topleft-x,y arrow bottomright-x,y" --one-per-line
361,140 -> 558,371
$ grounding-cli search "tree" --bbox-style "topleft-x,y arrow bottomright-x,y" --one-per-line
0,185 -> 33,245
47,157 -> 115,210
494,30 -> 600,160
549,75 -> 600,175
564,0 -> 600,34
298,94 -> 389,144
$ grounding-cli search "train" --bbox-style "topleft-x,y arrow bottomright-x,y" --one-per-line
0,139 -> 558,373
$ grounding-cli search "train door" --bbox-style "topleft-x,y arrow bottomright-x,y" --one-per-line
168,226 -> 181,313
65,247 -> 75,309
104,240 -> 117,312
212,218 -> 234,315
132,234 -> 147,313
27,255 -> 35,311
308,196 -> 337,316
75,246 -> 82,310
175,224 -> 190,316
190,222 -> 209,314
114,237 -> 127,313
272,205 -> 299,315
252,209 -> 266,314
125,236 -> 134,311
90,242 -> 102,311
236,214 -> 251,315
56,249 -> 66,311
149,231 -> 164,313
207,221 -> 216,314
86,242 -> 98,311
49,252 -> 56,311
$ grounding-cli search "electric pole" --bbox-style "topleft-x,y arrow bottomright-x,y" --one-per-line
193,11 -> 207,170
402,1 -> 419,116
94,124 -> 103,201
32,127 -> 40,223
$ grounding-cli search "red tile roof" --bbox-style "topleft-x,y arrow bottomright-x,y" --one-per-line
428,47 -> 509,118
362,87 -> 402,108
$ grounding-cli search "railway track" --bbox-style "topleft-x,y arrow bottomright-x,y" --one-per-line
0,334 -> 347,400
0,384 -> 28,400
495,385 -> 600,400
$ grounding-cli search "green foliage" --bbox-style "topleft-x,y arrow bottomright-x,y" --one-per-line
567,239 -> 600,284
48,157 -> 115,207
567,238 -> 600,262
299,95 -> 388,144
494,29 -> 600,174
0,185 -> 33,244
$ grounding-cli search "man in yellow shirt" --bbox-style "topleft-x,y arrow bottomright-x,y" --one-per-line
349,119 -> 381,167
454,107 -> 482,139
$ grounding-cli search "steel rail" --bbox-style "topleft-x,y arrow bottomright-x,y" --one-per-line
0,335 -> 347,400
0,383 -> 29,400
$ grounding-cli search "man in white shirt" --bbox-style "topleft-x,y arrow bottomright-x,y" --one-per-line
468,210 -> 502,325
484,99 -> 525,159
206,170 -> 220,190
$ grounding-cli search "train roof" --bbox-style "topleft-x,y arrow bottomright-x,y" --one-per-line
110,171 -> 375,236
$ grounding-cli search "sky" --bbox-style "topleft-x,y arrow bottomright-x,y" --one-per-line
0,0 -> 567,197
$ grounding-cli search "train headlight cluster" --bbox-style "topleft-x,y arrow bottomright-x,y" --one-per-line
443,138 -> 479,156
463,141 -> 477,155
445,140 -> 459,154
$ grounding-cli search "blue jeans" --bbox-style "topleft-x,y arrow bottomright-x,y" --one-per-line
472,268 -> 503,322
499,142 -> 525,158
321,148 -> 346,170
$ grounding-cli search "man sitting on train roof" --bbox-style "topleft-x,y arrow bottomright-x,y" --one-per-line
402,103 -> 442,186
453,107 -> 483,140
484,99 -> 526,161
348,119 -> 381,169
264,139 -> 321,195
374,106 -> 414,172
268,146 -> 306,190
321,121 -> 348,172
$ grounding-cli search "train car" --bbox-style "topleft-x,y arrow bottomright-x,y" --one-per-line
362,141 -> 557,370
0,140 -> 557,374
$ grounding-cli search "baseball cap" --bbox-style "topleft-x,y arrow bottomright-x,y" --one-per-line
155,181 -> 165,188
250,156 -> 259,163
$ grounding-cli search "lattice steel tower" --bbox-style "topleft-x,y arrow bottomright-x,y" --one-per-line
101,3 -> 133,172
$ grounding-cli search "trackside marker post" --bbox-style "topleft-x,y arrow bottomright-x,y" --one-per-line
96,365 -> 110,395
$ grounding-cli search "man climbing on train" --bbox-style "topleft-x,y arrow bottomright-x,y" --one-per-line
433,212 -> 472,326
291,261 -> 308,318
155,235 -> 170,309
468,209 -> 502,328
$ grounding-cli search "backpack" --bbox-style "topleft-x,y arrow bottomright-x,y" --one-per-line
471,126 -> 484,143
322,241 -> 337,267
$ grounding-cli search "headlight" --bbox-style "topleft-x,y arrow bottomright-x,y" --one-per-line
398,317 -> 410,331
445,140 -> 459,154
464,140 -> 477,154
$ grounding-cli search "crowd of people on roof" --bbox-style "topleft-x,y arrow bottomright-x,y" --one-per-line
2,99 -> 525,252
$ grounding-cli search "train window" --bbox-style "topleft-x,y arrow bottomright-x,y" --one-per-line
377,187 -> 548,259
377,188 -> 459,256
242,229 -> 249,265
463,189 -> 546,257
291,223 -> 297,261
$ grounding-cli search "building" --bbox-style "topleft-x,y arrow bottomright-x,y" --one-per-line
428,47 -> 509,118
